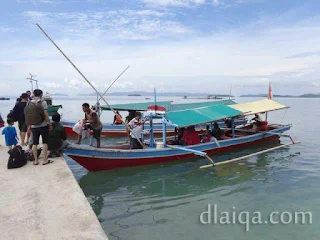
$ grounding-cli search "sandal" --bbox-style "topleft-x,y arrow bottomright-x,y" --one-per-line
43,160 -> 54,165
33,161 -> 39,165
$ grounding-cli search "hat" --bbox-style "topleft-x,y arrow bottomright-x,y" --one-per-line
21,93 -> 28,99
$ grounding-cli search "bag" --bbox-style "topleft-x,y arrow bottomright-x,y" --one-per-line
25,148 -> 42,161
24,102 -> 45,125
7,146 -> 27,169
0,114 -> 4,128
7,111 -> 17,122
72,121 -> 83,135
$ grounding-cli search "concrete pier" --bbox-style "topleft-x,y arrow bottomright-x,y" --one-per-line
0,127 -> 108,240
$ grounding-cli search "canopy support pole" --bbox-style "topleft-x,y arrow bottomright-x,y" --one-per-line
231,117 -> 235,138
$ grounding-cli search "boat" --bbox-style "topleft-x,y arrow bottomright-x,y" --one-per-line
62,99 -> 247,136
0,97 -> 10,100
65,99 -> 299,171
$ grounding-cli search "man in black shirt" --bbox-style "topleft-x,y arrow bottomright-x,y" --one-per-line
12,93 -> 28,145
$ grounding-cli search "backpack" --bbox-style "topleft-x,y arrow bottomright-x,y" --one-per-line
24,101 -> 45,125
7,110 -> 17,122
7,146 -> 27,169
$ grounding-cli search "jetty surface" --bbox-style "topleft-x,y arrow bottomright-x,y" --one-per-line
0,125 -> 108,240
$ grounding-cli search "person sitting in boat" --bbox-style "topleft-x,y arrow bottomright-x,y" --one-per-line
182,125 -> 200,145
76,103 -> 103,148
168,127 -> 186,145
128,111 -> 148,149
251,113 -> 263,131
113,111 -> 123,125
224,118 -> 232,129
201,125 -> 211,143
212,122 -> 224,140
48,113 -> 68,157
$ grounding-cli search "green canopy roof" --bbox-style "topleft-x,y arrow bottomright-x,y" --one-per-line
170,100 -> 235,111
165,104 -> 243,127
100,99 -> 235,112
101,101 -> 172,111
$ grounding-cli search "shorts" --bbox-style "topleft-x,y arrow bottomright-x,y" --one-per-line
88,126 -> 102,140
18,121 -> 27,132
131,138 -> 143,149
31,126 -> 49,145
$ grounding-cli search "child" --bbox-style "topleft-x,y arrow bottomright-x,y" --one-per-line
2,119 -> 19,150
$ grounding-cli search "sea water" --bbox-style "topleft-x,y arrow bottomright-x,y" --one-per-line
1,96 -> 319,240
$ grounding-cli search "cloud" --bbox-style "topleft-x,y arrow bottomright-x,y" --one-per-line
212,0 -> 219,6
286,51 -> 320,59
22,10 -> 191,40
64,78 -> 82,89
44,82 -> 62,88
141,0 -> 206,7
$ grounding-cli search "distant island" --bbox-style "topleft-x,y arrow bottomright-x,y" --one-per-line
240,93 -> 320,98
128,94 -> 141,96
51,93 -> 69,96
78,91 -> 232,97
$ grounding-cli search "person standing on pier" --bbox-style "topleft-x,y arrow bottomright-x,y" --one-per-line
76,103 -> 102,148
12,93 -> 28,146
24,89 -> 53,165
2,119 -> 19,150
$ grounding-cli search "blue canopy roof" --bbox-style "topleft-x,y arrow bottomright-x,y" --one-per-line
165,104 -> 244,127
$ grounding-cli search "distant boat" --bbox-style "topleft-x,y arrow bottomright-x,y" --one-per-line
128,94 -> 141,96
0,97 -> 10,100
145,97 -> 151,99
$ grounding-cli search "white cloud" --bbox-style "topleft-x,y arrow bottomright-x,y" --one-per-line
64,78 -> 82,89
141,0 -> 206,7
22,10 -> 191,40
44,82 -> 62,88
212,0 -> 219,6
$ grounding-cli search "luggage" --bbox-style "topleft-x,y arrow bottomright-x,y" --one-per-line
7,146 -> 27,169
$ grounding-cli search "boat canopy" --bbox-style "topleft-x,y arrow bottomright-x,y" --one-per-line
101,101 -> 172,111
229,99 -> 288,116
100,99 -> 236,112
170,100 -> 235,111
165,104 -> 243,127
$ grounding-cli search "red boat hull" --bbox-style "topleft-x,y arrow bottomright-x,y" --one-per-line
67,135 -> 279,171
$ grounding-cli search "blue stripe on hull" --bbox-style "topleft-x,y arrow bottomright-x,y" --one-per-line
65,125 -> 291,159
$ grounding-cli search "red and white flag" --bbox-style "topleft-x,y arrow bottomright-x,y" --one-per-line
268,83 -> 273,100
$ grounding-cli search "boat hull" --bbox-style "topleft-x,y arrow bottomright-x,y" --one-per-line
61,119 -> 247,137
65,125 -> 291,171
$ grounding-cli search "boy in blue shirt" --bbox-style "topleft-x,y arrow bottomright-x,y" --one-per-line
2,119 -> 19,150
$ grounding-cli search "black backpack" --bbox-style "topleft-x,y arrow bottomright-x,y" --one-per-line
7,146 -> 27,169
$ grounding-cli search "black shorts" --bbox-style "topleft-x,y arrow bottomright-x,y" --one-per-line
131,138 -> 143,149
18,121 -> 27,132
31,126 -> 49,145
88,126 -> 102,140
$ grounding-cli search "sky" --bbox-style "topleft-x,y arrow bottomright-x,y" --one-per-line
1,0 -> 320,96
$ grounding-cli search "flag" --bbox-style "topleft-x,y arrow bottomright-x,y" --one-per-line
268,83 -> 273,100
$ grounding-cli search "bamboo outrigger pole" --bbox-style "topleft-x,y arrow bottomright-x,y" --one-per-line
199,141 -> 301,169
36,23 -> 145,148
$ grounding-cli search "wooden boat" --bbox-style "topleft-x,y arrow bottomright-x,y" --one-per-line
62,99 -> 247,136
65,99 -> 299,171
61,118 -> 247,137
